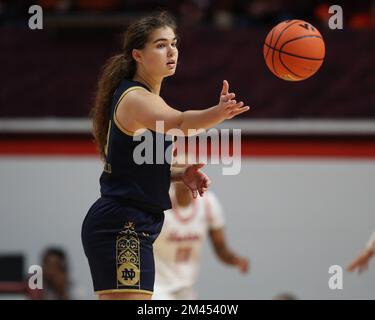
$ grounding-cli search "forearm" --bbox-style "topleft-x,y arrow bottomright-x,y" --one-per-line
170,166 -> 185,182
179,106 -> 223,135
216,248 -> 241,266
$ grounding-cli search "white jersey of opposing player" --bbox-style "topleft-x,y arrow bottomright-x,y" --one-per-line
152,189 -> 225,300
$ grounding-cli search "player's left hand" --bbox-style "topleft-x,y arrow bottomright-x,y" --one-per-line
235,257 -> 249,274
181,163 -> 211,199
347,248 -> 374,274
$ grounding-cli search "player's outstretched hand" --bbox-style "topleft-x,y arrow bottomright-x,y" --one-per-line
217,80 -> 250,120
347,248 -> 374,274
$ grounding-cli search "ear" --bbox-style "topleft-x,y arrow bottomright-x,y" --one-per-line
132,49 -> 142,63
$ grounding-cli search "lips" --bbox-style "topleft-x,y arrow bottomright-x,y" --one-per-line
167,60 -> 176,66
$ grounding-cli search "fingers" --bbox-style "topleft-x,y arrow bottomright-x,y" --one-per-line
200,178 -> 211,196
221,92 -> 235,103
205,179 -> 211,188
346,264 -> 354,272
198,188 -> 203,197
222,93 -> 250,111
197,183 -> 210,197
194,188 -> 208,198
221,80 -> 229,95
234,257 -> 248,274
346,263 -> 356,272
219,81 -> 250,119
242,262 -> 249,273
228,106 -> 250,119
346,256 -> 368,273
347,257 -> 361,272
192,189 -> 198,199
187,170 -> 211,198
191,163 -> 205,171
224,101 -> 244,109
198,185 -> 209,197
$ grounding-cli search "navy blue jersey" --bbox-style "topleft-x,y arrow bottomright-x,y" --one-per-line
99,79 -> 173,213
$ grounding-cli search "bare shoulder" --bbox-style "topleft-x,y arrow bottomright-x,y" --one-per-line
121,88 -> 165,110
116,87 -> 171,132
115,80 -> 183,131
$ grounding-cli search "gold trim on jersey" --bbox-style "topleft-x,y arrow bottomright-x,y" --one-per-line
169,135 -> 175,171
104,120 -> 112,157
95,289 -> 153,295
103,162 -> 112,173
113,86 -> 147,137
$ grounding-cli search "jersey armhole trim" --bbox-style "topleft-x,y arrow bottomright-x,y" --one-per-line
113,86 -> 147,137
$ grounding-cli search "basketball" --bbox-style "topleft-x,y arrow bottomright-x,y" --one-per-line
263,20 -> 325,81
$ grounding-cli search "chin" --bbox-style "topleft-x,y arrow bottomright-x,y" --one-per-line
164,70 -> 176,77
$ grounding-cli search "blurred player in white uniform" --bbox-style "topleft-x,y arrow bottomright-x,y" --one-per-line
347,230 -> 375,273
152,153 -> 249,299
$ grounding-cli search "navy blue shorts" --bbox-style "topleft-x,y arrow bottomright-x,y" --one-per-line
81,197 -> 164,295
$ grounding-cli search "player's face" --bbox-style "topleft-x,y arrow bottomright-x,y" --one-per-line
137,27 -> 178,78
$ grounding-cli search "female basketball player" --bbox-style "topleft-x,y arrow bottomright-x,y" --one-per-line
81,11 -> 249,300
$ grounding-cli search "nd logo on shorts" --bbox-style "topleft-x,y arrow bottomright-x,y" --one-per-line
116,222 -> 141,288
117,262 -> 140,286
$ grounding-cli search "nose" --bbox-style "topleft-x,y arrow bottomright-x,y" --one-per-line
167,45 -> 176,57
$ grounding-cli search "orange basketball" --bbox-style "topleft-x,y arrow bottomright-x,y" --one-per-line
263,20 -> 325,81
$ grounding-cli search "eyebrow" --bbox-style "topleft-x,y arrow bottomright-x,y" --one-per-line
152,37 -> 177,44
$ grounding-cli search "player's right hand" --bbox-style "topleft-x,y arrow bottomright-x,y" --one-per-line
347,248 -> 374,274
217,80 -> 250,120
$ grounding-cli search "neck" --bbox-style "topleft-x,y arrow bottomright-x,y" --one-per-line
133,71 -> 162,95
175,190 -> 193,208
